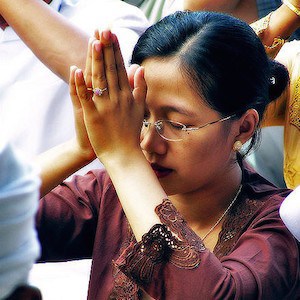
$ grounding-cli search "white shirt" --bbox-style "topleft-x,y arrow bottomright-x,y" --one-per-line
0,0 -> 149,173
279,185 -> 300,241
0,139 -> 40,299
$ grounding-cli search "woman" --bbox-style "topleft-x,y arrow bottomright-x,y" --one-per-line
36,11 -> 300,299
183,0 -> 300,189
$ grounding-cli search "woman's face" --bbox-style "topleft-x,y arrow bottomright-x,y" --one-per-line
141,58 -> 239,196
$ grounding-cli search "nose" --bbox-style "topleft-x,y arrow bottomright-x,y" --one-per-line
140,123 -> 167,155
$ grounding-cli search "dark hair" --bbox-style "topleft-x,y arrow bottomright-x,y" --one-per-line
131,11 -> 289,154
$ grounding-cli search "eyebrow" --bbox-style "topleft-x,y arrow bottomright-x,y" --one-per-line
162,105 -> 199,118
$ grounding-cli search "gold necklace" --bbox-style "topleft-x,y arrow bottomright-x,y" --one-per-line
202,185 -> 242,241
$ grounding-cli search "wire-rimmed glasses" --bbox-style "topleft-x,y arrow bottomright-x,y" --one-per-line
141,115 -> 236,142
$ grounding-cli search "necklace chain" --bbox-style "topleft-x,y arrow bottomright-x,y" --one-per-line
202,185 -> 242,241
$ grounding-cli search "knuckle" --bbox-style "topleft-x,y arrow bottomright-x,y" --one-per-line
93,73 -> 106,83
105,62 -> 117,74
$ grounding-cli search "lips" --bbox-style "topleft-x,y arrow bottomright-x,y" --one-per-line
150,163 -> 173,178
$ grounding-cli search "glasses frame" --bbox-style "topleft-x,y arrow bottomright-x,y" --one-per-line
142,114 -> 236,142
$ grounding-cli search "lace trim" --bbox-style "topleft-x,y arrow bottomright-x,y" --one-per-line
110,224 -> 140,300
155,199 -> 205,269
112,198 -> 204,297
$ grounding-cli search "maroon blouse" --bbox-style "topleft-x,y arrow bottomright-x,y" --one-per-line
37,162 -> 300,299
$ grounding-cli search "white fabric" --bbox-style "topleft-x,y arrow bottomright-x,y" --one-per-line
0,0 -> 149,175
280,185 -> 300,241
0,138 -> 40,300
29,259 -> 92,300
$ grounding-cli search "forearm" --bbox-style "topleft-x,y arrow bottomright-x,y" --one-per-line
183,0 -> 258,23
265,3 -> 300,46
36,139 -> 93,197
183,0 -> 240,12
104,152 -> 167,241
0,0 -> 88,81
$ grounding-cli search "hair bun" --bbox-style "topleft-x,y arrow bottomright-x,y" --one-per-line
268,59 -> 289,102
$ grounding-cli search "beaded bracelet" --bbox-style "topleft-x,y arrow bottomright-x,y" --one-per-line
282,0 -> 300,17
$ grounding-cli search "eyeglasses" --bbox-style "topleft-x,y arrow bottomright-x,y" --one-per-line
142,115 -> 236,142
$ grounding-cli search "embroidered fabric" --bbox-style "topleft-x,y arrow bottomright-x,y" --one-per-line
155,199 -> 205,268
290,76 -> 300,130
111,192 -> 269,298
214,195 -> 267,258
110,225 -> 140,300
111,199 -> 204,298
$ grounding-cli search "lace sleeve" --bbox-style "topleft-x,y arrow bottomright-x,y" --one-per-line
115,199 -> 205,285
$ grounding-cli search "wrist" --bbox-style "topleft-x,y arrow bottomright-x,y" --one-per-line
100,148 -> 145,171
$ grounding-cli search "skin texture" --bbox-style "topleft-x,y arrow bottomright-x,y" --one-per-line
0,0 -> 88,80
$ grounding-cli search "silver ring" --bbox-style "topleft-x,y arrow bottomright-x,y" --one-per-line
93,87 -> 107,96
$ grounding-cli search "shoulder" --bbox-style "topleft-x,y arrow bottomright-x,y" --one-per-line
241,159 -> 291,201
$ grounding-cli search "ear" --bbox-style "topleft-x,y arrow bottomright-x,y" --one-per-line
234,109 -> 259,144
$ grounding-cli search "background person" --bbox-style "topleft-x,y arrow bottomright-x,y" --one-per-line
0,138 -> 41,300
0,0 -> 148,175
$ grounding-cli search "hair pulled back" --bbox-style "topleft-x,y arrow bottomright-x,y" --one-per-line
131,11 -> 289,153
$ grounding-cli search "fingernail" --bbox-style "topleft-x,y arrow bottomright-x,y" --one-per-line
102,30 -> 111,41
93,40 -> 101,53
75,68 -> 83,79
70,65 -> 77,72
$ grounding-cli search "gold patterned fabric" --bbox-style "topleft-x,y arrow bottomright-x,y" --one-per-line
251,13 -> 286,58
250,14 -> 299,189
263,41 -> 300,189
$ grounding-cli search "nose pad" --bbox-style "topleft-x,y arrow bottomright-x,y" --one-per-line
140,122 -> 156,143
140,122 -> 167,154
155,121 -> 164,136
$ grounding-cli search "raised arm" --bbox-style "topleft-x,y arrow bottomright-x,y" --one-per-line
35,37 -> 98,197
0,0 -> 89,81
251,1 -> 300,49
183,0 -> 300,49
183,0 -> 259,23
71,30 -> 165,240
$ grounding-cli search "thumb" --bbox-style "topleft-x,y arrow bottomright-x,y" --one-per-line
132,66 -> 147,106
127,64 -> 140,90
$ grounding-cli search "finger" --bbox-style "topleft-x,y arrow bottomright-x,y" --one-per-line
75,69 -> 95,113
133,66 -> 147,106
84,37 -> 96,89
91,40 -> 108,101
127,64 -> 140,90
100,30 -> 119,99
69,65 -> 82,110
111,33 -> 131,92
94,28 -> 100,40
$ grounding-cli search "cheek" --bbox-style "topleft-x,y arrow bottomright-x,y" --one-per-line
179,133 -> 232,168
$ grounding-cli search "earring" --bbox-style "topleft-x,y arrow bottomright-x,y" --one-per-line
233,141 -> 243,152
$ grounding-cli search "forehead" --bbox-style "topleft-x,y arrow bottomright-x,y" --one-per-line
142,58 -> 211,115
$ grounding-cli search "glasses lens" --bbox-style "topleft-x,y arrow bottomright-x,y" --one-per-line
158,120 -> 185,141
141,120 -> 184,141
